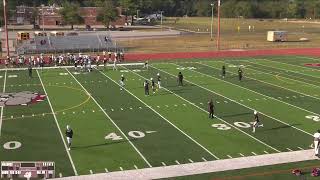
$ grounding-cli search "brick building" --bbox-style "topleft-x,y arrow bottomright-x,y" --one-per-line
12,5 -> 128,27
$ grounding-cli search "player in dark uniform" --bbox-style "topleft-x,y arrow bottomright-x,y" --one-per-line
120,74 -> 125,91
222,65 -> 226,78
151,78 -> 156,94
65,125 -> 73,150
178,72 -> 184,86
143,80 -> 150,96
28,64 -> 32,78
238,68 -> 243,81
252,110 -> 263,133
208,99 -> 215,119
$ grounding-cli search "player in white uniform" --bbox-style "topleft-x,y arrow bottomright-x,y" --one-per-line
113,59 -> 117,71
157,73 -> 161,89
313,130 -> 320,156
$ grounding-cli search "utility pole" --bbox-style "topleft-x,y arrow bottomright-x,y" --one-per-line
3,0 -> 9,57
216,0 -> 221,50
160,11 -> 164,28
210,3 -> 214,41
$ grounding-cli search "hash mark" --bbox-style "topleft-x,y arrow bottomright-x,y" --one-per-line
130,107 -> 133,110
90,170 -> 93,174
239,153 -> 245,157
157,106 -> 160,108
286,148 -> 293,152
251,152 -> 257,156
264,151 -> 269,154
297,147 -> 304,150
188,159 -> 194,163
120,108 -> 124,111
120,167 -> 123,171
134,165 -> 138,169
59,173 -> 62,177
161,162 -> 166,166
227,155 -> 233,159
202,157 -> 207,162
175,160 -> 180,165
92,110 -> 95,112
105,168 -> 108,173
111,109 -> 114,111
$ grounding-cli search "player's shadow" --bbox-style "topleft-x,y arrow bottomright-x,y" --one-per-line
264,123 -> 301,131
219,112 -> 252,118
70,139 -> 138,150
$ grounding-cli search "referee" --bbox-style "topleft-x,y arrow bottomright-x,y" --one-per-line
65,125 -> 73,150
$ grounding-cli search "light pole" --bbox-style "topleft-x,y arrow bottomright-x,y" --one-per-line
217,0 -> 221,50
41,4 -> 45,32
160,11 -> 164,28
136,9 -> 140,19
210,3 -> 214,41
3,0 -> 9,57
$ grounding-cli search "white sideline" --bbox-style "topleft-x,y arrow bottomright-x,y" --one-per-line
53,150 -> 317,180
0,63 -> 144,71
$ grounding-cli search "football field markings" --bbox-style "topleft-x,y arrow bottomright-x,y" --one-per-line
66,68 -> 152,168
169,63 -> 313,136
188,159 -> 194,163
286,148 -> 293,152
0,70 -> 7,136
175,160 -> 181,165
161,162 -> 167,166
298,147 -> 304,150
120,167 -> 123,171
251,152 -> 258,156
239,153 -> 245,157
201,62 -> 320,101
227,155 -> 233,159
97,68 -> 220,160
246,60 -> 320,88
150,65 -> 281,153
90,170 -> 93,174
264,151 -> 269,154
37,70 -> 78,176
105,168 -> 109,173
134,165 -> 138,169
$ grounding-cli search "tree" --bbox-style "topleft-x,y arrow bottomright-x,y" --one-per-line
96,0 -> 118,28
31,6 -> 39,29
59,1 -> 83,29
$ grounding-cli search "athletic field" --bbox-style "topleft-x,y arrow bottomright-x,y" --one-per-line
0,55 -> 319,179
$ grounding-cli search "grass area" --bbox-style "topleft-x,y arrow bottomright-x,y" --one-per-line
118,18 -> 320,53
0,55 -> 319,179
164,160 -> 320,180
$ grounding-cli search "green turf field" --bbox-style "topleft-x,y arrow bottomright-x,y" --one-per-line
0,55 -> 319,179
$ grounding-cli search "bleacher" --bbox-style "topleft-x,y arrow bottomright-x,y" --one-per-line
16,33 -> 117,54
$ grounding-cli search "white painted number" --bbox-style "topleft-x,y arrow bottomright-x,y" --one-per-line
234,122 -> 251,128
306,115 -> 320,122
105,131 -> 149,141
212,124 -> 231,130
212,121 -> 253,131
128,131 -> 145,138
104,133 -> 123,140
3,141 -> 22,150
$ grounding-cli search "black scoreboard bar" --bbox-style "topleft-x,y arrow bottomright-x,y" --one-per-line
1,161 -> 55,179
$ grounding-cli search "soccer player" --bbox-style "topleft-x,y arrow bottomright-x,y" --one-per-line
28,64 -> 32,78
65,125 -> 73,151
252,110 -> 263,133
151,78 -> 156,94
313,130 -> 320,156
208,99 -> 215,119
222,65 -> 226,78
120,74 -> 125,90
143,80 -> 150,96
157,73 -> 161,89
238,68 -> 243,81
178,72 -> 184,86
108,51 -> 112,62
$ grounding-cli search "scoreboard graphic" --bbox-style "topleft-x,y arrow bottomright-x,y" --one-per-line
1,161 -> 55,179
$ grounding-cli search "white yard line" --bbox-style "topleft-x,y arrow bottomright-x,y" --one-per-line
150,65 -> 281,152
65,68 -> 152,168
0,70 -> 7,136
168,63 -> 314,136
244,61 -> 320,89
36,70 -> 78,176
97,67 -> 220,159
200,62 -> 320,101
53,150 -> 316,180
